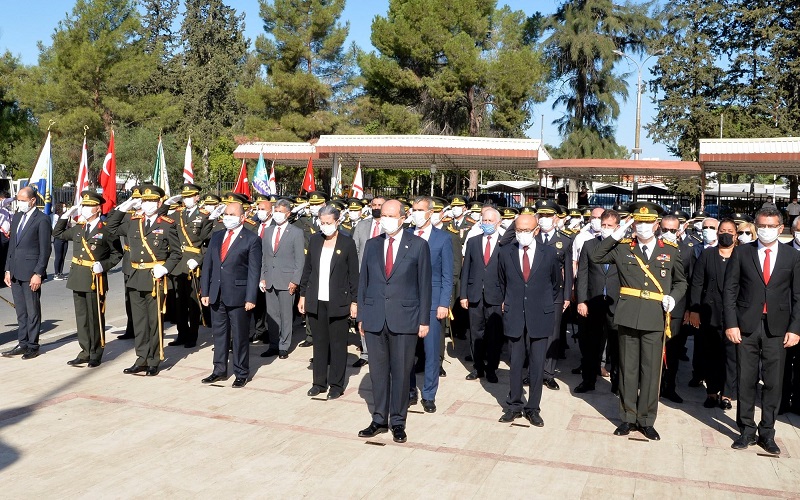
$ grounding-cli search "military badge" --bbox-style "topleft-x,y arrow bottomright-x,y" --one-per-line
661,269 -> 667,278
556,241 -> 563,249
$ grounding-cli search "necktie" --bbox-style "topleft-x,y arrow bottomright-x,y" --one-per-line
221,230 -> 234,261
418,230 -> 424,237
372,221 -> 379,238
385,237 -> 395,277
259,223 -> 266,239
145,218 -> 152,233
641,245 -> 648,260
16,213 -> 27,242
484,235 -> 492,266
522,245 -> 531,281
764,248 -> 771,313
274,226 -> 282,252
543,233 -> 549,244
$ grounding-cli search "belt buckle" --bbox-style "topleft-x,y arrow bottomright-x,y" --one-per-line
640,290 -> 650,299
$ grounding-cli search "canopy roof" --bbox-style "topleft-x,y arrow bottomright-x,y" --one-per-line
699,137 -> 800,174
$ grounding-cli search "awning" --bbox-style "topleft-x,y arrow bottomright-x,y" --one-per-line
539,159 -> 702,178
699,137 -> 800,174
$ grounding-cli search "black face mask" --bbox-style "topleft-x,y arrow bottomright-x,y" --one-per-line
718,233 -> 735,248
371,208 -> 381,219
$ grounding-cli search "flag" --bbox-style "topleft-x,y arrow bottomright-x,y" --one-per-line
252,151 -> 270,195
73,136 -> 90,207
99,130 -> 117,213
152,134 -> 170,196
331,158 -> 343,197
301,157 -> 316,193
234,159 -> 251,197
351,161 -> 364,199
183,136 -> 194,184
29,131 -> 54,214
268,160 -> 277,195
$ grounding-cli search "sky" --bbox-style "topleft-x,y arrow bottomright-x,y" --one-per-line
0,0 -> 673,160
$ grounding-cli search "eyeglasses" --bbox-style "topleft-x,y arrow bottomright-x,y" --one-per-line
737,231 -> 752,235
661,228 -> 678,233
702,226 -> 717,230
516,230 -> 535,235
756,224 -> 781,229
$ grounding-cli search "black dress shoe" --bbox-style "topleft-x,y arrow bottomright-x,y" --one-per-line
731,434 -> 757,450
67,358 -> 89,366
232,377 -> 247,388
543,378 -> 560,390
719,398 -> 732,410
661,389 -> 683,404
525,409 -> 544,427
391,425 -> 407,443
123,365 -> 148,374
167,340 -> 184,346
408,392 -> 418,407
358,422 -> 388,438
87,360 -> 101,368
278,350 -> 288,359
614,422 -> 635,436
703,395 -> 718,408
260,347 -> 280,357
498,410 -> 523,423
574,382 -> 595,393
464,354 -> 473,362
327,390 -> 343,400
184,342 -> 196,348
439,366 -> 446,377
639,425 -> 660,440
307,386 -> 326,397
146,366 -> 159,376
21,349 -> 40,360
2,345 -> 27,357
202,373 -> 227,384
421,399 -> 436,413
466,370 -> 484,381
299,340 -> 313,347
757,437 -> 781,455
117,332 -> 135,340
485,371 -> 498,383
352,358 -> 368,368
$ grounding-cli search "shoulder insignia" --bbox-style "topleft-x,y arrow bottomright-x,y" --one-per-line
77,220 -> 86,225
662,239 -> 678,248
244,219 -> 256,225
446,226 -> 459,234
159,216 -> 174,224
619,238 -> 632,244
687,242 -> 694,247
131,214 -> 144,220
199,209 -> 210,215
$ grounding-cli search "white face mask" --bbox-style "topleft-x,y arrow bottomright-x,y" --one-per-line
636,222 -> 655,240
320,223 -> 337,237
380,216 -> 401,234
590,218 -> 602,232
661,230 -> 678,243
349,210 -> 361,221
702,228 -> 717,244
256,209 -> 270,222
272,211 -> 287,225
516,231 -> 535,247
222,215 -> 242,230
452,206 -> 464,218
184,197 -> 196,209
411,210 -> 429,228
81,206 -> 96,221
600,227 -> 615,239
500,220 -> 511,229
738,232 -> 753,244
757,227 -> 780,244
538,216 -> 554,231
16,200 -> 33,213
569,218 -> 582,229
431,212 -> 442,226
141,201 -> 159,216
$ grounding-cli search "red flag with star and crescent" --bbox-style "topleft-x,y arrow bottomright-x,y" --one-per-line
301,158 -> 316,193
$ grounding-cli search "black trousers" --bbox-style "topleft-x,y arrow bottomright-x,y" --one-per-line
210,299 -> 251,378
543,302 -> 564,378
308,301 -> 349,392
10,278 -> 42,350
250,289 -> 268,341
507,330 -> 548,411
580,299 -> 617,387
736,316 -> 786,440
174,273 -> 201,344
704,324 -> 737,398
73,290 -> 105,362
692,323 -> 710,382
53,238 -> 69,274
663,321 -> 690,391
782,345 -> 800,412
468,299 -> 503,373
364,325 -> 417,427
129,289 -> 162,368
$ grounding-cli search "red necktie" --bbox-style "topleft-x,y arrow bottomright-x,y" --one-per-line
274,226 -> 282,252
418,230 -> 424,237
221,230 -> 234,261
522,245 -> 531,281
259,223 -> 266,238
484,235 -> 492,266
372,221 -> 379,238
385,237 -> 395,277
763,248 -> 771,313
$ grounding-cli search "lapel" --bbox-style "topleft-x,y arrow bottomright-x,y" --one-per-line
511,242 -> 525,280
272,224 -> 287,255
387,232 -> 409,279
770,243 -> 788,287
328,236 -> 343,275
529,243 -> 544,280
713,250 -> 725,294
751,243 -> 765,285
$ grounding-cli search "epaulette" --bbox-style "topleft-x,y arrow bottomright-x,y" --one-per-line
244,218 -> 256,225
557,229 -> 572,238
131,214 -> 144,220
159,216 -> 174,224
662,239 -> 678,248
76,220 -> 86,225
446,226 -> 459,234
619,238 -> 632,244
199,208 -> 210,215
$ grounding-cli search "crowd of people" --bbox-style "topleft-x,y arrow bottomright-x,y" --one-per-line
1,185 -> 799,452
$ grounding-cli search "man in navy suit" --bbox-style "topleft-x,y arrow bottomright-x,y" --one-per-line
3,186 -> 51,359
497,213 -> 561,427
200,193 -> 263,388
357,199 -> 432,444
407,196 -> 453,413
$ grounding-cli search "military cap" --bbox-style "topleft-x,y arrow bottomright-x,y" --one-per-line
629,201 -> 663,222
557,205 -> 568,218
221,192 -> 248,205
139,184 -> 164,201
202,194 -> 221,206
307,191 -> 328,205
293,195 -> 308,205
732,212 -> 753,224
331,195 -> 342,201
79,190 -> 105,207
612,204 -> 630,217
347,198 -> 362,211
582,208 -> 592,219
450,195 -> 467,207
431,197 -> 447,212
671,210 -> 689,223
181,183 -> 202,197
130,185 -> 141,199
396,196 -> 408,203
501,207 -> 519,219
469,201 -> 484,212
520,206 -> 536,215
534,199 -> 559,215
252,193 -> 273,203
568,208 -> 582,218
690,210 -> 709,222
360,198 -> 370,207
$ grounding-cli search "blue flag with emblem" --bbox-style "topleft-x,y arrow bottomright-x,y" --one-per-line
29,131 -> 54,215
253,150 -> 270,195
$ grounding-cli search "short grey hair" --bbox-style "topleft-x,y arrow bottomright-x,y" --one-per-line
274,199 -> 292,211
792,215 -> 800,231
481,206 -> 500,220
319,203 -> 340,220
412,196 -> 433,210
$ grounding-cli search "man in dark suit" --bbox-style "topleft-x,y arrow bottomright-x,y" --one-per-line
461,206 -> 504,384
357,199 -> 432,444
200,193 -> 263,388
407,196 -> 453,413
782,215 -> 800,414
250,193 -> 275,343
3,186 -> 51,358
496,213 -> 560,427
724,207 -> 800,455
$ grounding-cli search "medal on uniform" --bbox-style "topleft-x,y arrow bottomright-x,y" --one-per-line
91,245 -> 96,251
153,239 -> 159,247
556,241 -> 563,249
661,269 -> 667,278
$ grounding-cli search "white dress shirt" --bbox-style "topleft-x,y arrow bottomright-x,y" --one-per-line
757,239 -> 779,276
272,222 -> 288,252
518,239 -> 536,269
317,245 -> 335,302
384,229 -> 404,267
414,223 -> 432,241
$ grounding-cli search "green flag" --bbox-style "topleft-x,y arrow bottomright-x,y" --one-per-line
152,135 -> 171,196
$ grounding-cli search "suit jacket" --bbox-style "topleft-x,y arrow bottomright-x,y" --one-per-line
299,232 -> 359,317
353,217 -> 383,266
690,246 -> 727,328
53,218 -> 122,293
408,227 -> 453,310
723,241 -> 800,336
6,208 -> 51,281
577,236 -> 620,314
201,226 -> 262,306
357,232 -> 432,334
460,231 -> 503,305
260,223 -> 305,290
497,242 -> 561,339
539,230 -> 574,303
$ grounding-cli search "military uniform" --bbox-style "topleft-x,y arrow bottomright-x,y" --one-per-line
53,191 -> 123,365
442,196 -> 471,341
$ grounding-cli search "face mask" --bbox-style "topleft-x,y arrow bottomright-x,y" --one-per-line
590,219 -> 602,232
480,223 -> 497,235
81,206 -> 96,220
380,216 -> 400,234
349,210 -> 361,221
222,215 -> 242,230
310,205 -> 322,216
141,201 -> 158,216
738,232 -> 752,244
718,233 -> 735,248
320,223 -> 337,237
431,212 -> 442,226
702,228 -> 717,244
661,230 -> 677,243
516,231 -> 534,247
272,211 -> 287,225
16,200 -> 33,213
693,221 -> 703,232
757,227 -> 779,244
371,208 -> 382,219
600,227 -> 614,239
184,197 -> 196,209
636,223 -> 655,240
538,217 -> 554,231
256,209 -> 270,222
411,210 -> 429,228
452,206 -> 464,218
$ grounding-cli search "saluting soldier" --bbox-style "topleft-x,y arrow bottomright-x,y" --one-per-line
590,201 -> 687,441
53,191 -> 123,367
117,186 -> 140,340
107,185 -> 182,376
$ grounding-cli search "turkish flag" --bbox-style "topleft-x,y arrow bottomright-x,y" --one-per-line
234,159 -> 251,198
301,158 -> 316,193
99,130 -> 117,213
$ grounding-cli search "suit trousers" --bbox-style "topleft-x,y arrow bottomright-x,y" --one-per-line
617,325 -> 664,427
175,273 -> 201,344
251,289 -> 268,340
782,345 -> 800,412
663,322 -> 690,391
736,316 -> 786,440
692,323 -> 710,382
410,311 -> 441,400
266,287 -> 294,351
73,291 -> 105,361
543,302 -> 564,378
468,299 -> 503,373
211,300 -> 250,378
10,279 -> 41,350
507,330 -> 548,411
309,301 -> 349,392
704,324 -> 738,398
580,301 -> 616,387
364,325 -> 417,427
129,289 -> 162,368
53,237 -> 68,274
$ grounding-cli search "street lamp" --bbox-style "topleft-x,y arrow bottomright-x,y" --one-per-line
430,160 -> 437,197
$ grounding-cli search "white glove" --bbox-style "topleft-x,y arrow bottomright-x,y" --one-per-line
152,264 -> 169,279
611,217 -> 635,241
165,194 -> 183,206
291,202 -> 309,214
187,259 -> 199,270
259,280 -> 267,292
117,197 -> 136,211
662,295 -> 676,313
92,262 -> 103,274
209,204 -> 226,219
61,205 -> 80,219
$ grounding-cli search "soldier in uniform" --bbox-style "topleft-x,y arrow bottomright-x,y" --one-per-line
117,186 -> 140,340
53,191 -> 123,366
340,198 -> 362,235
442,196 -> 471,342
107,185 -> 182,376
591,201 -> 687,440
292,194 -> 320,247
201,194 -> 226,233
167,183 -> 213,348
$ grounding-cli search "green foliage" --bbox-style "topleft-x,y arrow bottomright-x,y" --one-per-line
207,135 -> 242,187
0,52 -> 39,176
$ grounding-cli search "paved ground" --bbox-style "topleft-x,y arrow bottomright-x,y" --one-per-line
1,245 -> 800,498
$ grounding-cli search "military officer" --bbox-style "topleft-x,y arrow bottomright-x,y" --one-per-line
293,193 -> 323,246
340,198 -> 362,235
53,191 -> 123,366
117,186 -> 140,340
590,201 -> 687,440
107,185 -> 182,376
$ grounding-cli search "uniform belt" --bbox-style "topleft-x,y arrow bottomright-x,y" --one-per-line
619,287 -> 663,302
181,245 -> 201,254
71,257 -> 95,268
133,261 -> 166,270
